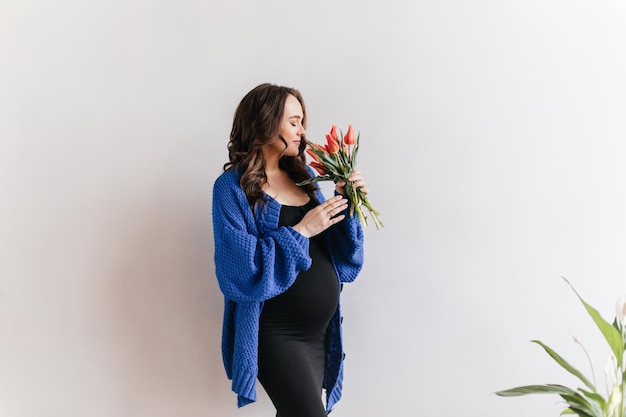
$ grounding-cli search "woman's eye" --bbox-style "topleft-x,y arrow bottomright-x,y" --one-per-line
291,123 -> 297,127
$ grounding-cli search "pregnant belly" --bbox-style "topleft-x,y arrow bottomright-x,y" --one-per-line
260,246 -> 340,336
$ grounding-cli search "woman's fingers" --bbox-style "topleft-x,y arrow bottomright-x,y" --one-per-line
346,171 -> 369,194
325,196 -> 348,218
336,170 -> 369,195
293,196 -> 348,238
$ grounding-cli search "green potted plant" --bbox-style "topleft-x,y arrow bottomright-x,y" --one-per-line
496,277 -> 626,417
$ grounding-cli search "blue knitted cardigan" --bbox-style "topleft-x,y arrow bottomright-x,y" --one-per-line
212,167 -> 364,413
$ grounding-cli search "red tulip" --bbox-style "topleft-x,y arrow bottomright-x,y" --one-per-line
306,146 -> 325,162
310,162 -> 328,175
325,134 -> 340,154
344,125 -> 355,145
329,125 -> 338,141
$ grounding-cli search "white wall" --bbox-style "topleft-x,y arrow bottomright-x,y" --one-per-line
2,1 -> 626,416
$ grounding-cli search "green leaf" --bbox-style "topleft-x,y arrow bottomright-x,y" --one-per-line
559,407 -> 592,417
562,277 -> 625,363
295,175 -> 334,186
316,152 -> 341,171
560,407 -> 593,417
612,317 -> 621,333
351,132 -> 360,167
578,389 -> 606,407
336,151 -> 351,176
577,390 -> 606,417
495,384 -> 577,397
560,393 -> 599,417
531,340 -> 596,391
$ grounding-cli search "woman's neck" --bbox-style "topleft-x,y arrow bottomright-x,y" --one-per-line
262,148 -> 281,173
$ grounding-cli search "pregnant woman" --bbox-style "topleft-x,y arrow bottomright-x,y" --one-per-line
212,83 -> 366,416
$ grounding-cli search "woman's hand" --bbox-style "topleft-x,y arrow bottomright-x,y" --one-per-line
335,170 -> 368,196
292,195 -> 349,238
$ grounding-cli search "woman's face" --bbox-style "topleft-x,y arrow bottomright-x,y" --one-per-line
265,94 -> 306,158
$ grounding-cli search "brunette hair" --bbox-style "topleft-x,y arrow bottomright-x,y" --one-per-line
224,83 -> 317,208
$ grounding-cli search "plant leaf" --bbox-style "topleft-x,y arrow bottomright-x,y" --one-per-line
578,389 -> 606,407
531,340 -> 596,391
562,277 -> 625,362
560,393 -> 599,417
351,132 -> 360,167
495,384 -> 577,397
577,390 -> 606,417
560,407 -> 593,417
296,175 -> 334,186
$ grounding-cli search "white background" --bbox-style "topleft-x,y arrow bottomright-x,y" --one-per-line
2,1 -> 626,416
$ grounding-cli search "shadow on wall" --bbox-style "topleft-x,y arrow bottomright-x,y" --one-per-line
97,192 -> 231,414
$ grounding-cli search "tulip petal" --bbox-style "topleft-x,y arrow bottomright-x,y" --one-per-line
310,161 -> 328,175
329,125 -> 337,141
344,125 -> 355,145
306,148 -> 323,163
325,134 -> 340,154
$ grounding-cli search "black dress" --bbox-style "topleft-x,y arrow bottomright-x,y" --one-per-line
258,199 -> 341,417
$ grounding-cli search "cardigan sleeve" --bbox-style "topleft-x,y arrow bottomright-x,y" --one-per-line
212,172 -> 312,303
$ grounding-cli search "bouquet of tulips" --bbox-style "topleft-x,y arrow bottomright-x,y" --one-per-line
297,125 -> 383,229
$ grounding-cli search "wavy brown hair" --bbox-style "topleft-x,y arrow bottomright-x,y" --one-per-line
224,83 -> 318,208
